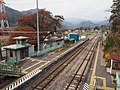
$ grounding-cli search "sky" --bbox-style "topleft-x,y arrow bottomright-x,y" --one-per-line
5,0 -> 113,21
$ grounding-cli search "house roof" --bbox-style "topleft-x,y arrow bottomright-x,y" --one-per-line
109,53 -> 120,61
4,43 -> 31,50
40,38 -> 64,43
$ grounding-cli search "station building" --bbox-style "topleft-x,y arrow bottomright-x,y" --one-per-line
107,53 -> 120,75
40,36 -> 64,50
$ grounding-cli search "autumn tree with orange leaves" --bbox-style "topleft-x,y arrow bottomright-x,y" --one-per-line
17,9 -> 64,40
9,9 -> 64,45
9,26 -> 37,44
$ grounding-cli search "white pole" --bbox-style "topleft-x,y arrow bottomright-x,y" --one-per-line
110,59 -> 113,74
36,0 -> 40,51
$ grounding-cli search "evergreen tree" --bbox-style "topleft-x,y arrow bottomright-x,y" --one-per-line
110,0 -> 120,32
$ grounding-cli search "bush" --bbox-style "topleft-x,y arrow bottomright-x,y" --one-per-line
104,36 -> 115,53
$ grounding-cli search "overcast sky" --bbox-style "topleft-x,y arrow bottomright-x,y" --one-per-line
5,0 -> 113,21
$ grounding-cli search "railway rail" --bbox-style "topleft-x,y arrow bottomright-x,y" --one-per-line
64,36 -> 98,90
29,36 -> 98,90
1,35 -> 99,90
1,37 -> 89,90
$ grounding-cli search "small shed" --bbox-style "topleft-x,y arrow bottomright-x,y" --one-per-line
108,53 -> 120,74
4,36 -> 34,62
40,36 -> 64,50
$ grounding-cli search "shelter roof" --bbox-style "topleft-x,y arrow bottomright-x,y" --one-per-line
4,43 -> 31,50
109,53 -> 120,61
13,36 -> 29,40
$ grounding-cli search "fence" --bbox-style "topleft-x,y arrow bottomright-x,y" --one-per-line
0,62 -> 22,76
29,44 -> 63,57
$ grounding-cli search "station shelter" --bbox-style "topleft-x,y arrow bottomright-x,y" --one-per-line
3,36 -> 34,62
107,53 -> 120,74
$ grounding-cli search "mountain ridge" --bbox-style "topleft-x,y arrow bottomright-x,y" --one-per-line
5,6 -> 110,27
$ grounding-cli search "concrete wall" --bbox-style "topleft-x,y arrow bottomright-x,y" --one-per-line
52,42 -> 57,46
2,50 -> 6,57
6,50 -> 10,58
13,51 -> 16,57
16,50 -> 20,61
29,45 -> 34,54
6,50 -> 21,61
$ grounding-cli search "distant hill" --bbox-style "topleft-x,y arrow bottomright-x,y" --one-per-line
62,19 -> 110,28
62,21 -> 76,28
5,6 -> 22,26
4,7 -> 36,26
21,9 -> 36,15
78,21 -> 98,28
97,20 -> 111,26
64,18 -> 85,24
4,6 -> 110,28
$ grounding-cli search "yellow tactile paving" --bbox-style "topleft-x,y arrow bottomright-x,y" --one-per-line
31,61 -> 51,72
23,60 -> 46,72
51,50 -> 69,61
23,50 -> 68,72
97,86 -> 115,90
89,42 -> 115,90
51,45 -> 76,61
23,48 -> 69,73
96,76 -> 106,87
89,42 -> 100,90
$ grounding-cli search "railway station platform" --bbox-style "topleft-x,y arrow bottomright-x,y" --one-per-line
87,43 -> 115,90
1,39 -> 87,90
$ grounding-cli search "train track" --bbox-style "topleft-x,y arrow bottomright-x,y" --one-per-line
64,37 -> 98,90
1,37 -> 90,90
28,36 -> 98,90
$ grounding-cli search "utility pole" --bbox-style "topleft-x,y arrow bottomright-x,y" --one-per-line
0,0 -> 9,29
36,0 -> 40,51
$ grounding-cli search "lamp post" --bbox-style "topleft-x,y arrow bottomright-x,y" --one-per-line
36,0 -> 40,51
